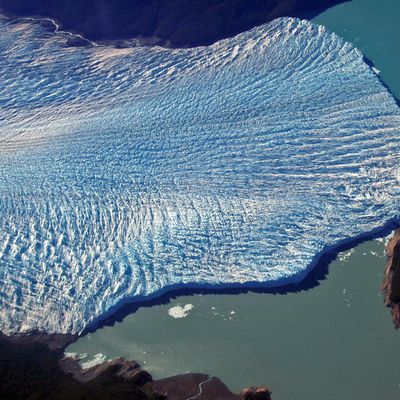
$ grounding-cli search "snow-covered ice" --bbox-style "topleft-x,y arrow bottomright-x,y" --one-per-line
168,304 -> 194,319
0,15 -> 400,334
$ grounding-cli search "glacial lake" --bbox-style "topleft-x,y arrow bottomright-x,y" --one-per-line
66,239 -> 400,400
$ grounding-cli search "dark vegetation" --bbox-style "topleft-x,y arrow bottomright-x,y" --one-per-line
0,0 -> 348,47
0,335 -> 163,400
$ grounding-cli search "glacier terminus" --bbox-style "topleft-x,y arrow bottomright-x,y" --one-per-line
0,16 -> 400,334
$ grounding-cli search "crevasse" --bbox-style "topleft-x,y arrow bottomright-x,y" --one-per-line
0,16 -> 399,334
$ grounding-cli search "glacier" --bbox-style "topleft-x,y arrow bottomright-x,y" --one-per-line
0,15 -> 400,334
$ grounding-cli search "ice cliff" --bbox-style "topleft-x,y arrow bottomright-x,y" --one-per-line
0,16 -> 399,333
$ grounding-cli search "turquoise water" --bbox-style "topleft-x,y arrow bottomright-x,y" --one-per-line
67,239 -> 400,400
313,0 -> 400,99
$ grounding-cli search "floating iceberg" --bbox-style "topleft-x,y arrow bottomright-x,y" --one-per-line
0,16 -> 399,334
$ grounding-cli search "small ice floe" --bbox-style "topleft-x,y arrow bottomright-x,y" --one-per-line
385,232 -> 394,246
344,297 -> 351,307
372,67 -> 380,75
63,352 -> 78,359
167,304 -> 194,318
377,232 -> 395,246
210,306 -> 219,316
338,248 -> 355,262
81,353 -> 107,369
343,288 -> 352,307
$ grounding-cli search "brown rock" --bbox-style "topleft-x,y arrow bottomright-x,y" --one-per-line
60,355 -> 151,384
150,373 -> 241,400
0,330 -> 77,351
1,330 -> 272,399
382,229 -> 400,329
241,386 -> 272,400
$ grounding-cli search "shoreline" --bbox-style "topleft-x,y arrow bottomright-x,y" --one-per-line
362,55 -> 400,105
0,330 -> 270,400
1,2 -> 400,397
1,217 -> 398,338
0,0 -> 349,48
66,234 -> 400,398
81,217 -> 399,335
382,229 -> 400,328
2,227 -> 398,399
0,1 -> 399,340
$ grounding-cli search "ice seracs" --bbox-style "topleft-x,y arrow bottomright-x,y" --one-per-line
0,15 -> 400,334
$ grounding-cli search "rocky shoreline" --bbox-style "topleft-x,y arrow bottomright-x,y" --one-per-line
2,231 -> 400,399
0,331 -> 271,400
0,0 -> 348,48
382,229 -> 400,329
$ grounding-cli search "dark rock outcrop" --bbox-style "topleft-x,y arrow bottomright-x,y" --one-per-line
382,229 -> 400,329
60,355 -> 151,384
241,387 -> 272,400
1,331 -> 273,399
0,332 -> 161,400
0,0 -> 349,48
66,35 -> 94,47
150,373 -> 241,400
0,330 -> 77,351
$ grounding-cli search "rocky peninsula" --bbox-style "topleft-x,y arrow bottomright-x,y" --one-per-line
0,331 -> 271,400
382,229 -> 400,329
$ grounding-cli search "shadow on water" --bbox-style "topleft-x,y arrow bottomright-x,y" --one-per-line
362,55 -> 400,105
0,0 -> 349,48
83,218 -> 400,335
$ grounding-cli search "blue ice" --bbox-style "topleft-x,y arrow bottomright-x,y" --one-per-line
0,16 -> 399,333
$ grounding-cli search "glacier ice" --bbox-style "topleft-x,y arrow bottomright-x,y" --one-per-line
0,16 -> 400,334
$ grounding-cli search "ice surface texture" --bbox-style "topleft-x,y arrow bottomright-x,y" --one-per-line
0,16 -> 400,334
